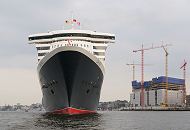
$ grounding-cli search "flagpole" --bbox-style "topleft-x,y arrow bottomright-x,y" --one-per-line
79,23 -> 81,29
71,11 -> 74,29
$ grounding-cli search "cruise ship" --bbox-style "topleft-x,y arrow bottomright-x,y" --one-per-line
28,20 -> 115,114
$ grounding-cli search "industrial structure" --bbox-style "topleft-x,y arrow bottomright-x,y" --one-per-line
180,60 -> 187,104
130,76 -> 185,107
133,43 -> 172,107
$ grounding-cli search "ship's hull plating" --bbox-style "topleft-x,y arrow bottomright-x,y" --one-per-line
37,46 -> 104,114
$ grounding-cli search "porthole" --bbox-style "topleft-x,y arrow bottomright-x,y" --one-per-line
42,84 -> 46,88
53,80 -> 56,84
51,89 -> 54,95
86,89 -> 90,94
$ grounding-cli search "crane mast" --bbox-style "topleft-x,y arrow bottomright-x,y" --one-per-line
162,46 -> 169,107
180,60 -> 187,105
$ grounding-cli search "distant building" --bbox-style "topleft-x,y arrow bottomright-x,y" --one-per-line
98,100 -> 129,111
186,95 -> 190,107
1,105 -> 13,111
130,76 -> 184,107
0,103 -> 44,112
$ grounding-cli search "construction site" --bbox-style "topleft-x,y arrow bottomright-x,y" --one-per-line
130,76 -> 184,108
128,43 -> 188,110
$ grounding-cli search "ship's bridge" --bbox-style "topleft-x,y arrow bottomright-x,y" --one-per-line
28,29 -> 115,65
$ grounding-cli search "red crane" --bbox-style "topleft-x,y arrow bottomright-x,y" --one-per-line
180,60 -> 187,105
133,43 -> 171,107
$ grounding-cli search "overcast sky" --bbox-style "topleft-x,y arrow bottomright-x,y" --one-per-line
0,0 -> 190,105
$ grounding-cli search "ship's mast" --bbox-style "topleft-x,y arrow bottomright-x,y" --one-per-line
71,12 -> 74,29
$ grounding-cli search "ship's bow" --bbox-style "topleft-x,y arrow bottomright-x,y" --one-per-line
38,46 -> 104,114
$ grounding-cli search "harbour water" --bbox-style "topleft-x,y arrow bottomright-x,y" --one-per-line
1,111 -> 190,130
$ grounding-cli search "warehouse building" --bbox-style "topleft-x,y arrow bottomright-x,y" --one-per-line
130,76 -> 184,107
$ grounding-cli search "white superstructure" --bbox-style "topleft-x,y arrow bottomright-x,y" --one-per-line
28,29 -> 115,65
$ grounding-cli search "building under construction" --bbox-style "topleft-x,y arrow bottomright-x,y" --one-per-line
130,76 -> 185,107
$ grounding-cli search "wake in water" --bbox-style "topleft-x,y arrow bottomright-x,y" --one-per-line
34,113 -> 103,129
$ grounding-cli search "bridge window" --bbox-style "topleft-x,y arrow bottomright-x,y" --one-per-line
36,46 -> 50,50
93,46 -> 106,50
93,52 -> 105,56
38,53 -> 46,56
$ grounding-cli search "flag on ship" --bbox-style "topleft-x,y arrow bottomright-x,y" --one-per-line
65,20 -> 69,23
65,19 -> 80,26
73,19 -> 77,22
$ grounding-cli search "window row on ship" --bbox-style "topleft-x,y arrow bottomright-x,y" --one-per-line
93,52 -> 105,56
38,53 -> 46,56
38,52 -> 105,56
51,43 -> 90,48
29,33 -> 115,40
37,56 -> 105,62
36,46 -> 50,50
37,47 -> 105,58
36,44 -> 106,51
33,39 -> 114,44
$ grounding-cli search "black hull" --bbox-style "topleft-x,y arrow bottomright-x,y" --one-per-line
37,47 -> 104,113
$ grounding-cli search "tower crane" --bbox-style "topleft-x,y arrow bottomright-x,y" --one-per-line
126,62 -> 140,81
162,46 -> 169,107
180,60 -> 187,105
126,62 -> 152,93
133,43 -> 172,107
126,62 -> 152,81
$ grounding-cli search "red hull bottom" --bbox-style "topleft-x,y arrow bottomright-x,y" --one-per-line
52,107 -> 96,115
